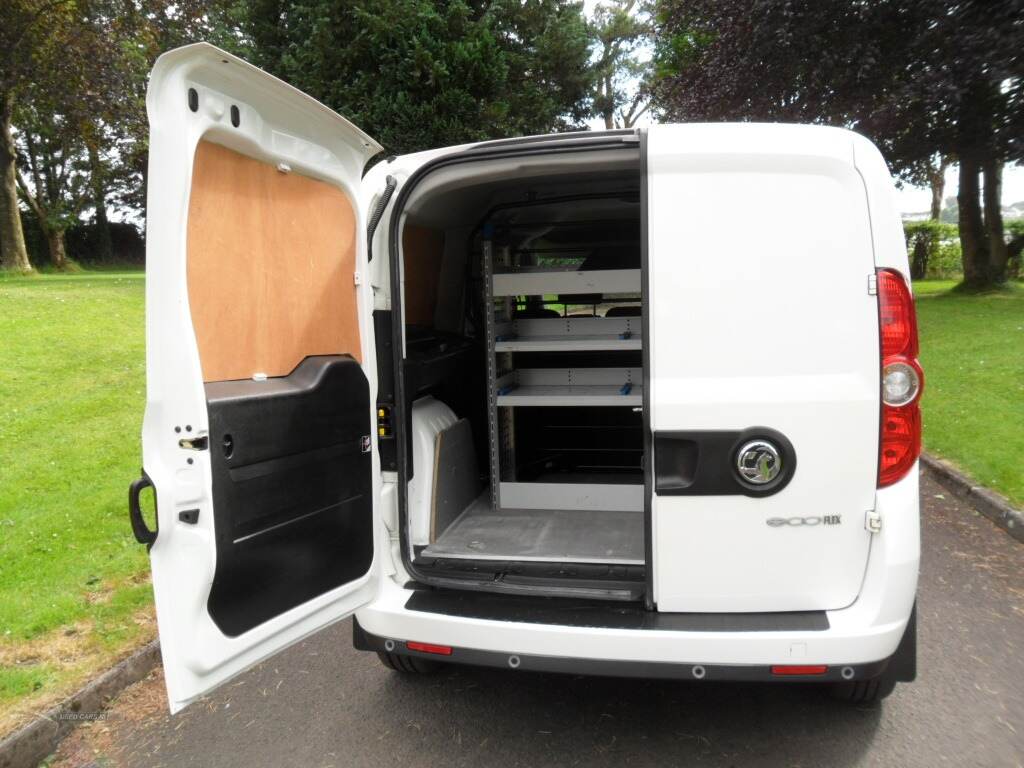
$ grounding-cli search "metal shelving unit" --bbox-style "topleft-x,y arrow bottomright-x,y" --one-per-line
483,231 -> 643,513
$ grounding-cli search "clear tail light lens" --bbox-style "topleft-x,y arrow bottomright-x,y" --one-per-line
882,359 -> 922,407
877,269 -> 923,487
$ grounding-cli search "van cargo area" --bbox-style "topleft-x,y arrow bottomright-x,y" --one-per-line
385,140 -> 646,597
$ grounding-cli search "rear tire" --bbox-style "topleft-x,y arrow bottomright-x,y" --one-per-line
829,674 -> 898,704
377,651 -> 441,674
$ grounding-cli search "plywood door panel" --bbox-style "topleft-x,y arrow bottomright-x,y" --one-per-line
402,224 -> 445,327
187,140 -> 361,382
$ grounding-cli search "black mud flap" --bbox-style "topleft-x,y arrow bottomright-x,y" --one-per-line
889,602 -> 917,682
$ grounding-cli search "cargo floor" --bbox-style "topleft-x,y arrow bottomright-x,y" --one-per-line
421,493 -> 644,565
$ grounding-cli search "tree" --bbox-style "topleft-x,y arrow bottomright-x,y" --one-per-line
99,1 -> 249,221
0,0 -> 58,272
589,0 -> 652,130
918,155 -> 950,222
14,102 -> 92,268
651,0 -> 1024,290
248,0 -> 592,155
1,0 -> 246,270
482,0 -> 593,134
0,0 -> 140,269
0,94 -> 32,272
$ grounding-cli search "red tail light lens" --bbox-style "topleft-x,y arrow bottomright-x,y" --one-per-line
879,404 -> 921,486
878,268 -> 919,358
877,269 -> 922,487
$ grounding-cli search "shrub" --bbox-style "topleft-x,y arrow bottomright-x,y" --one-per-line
1007,220 -> 1024,279
903,220 -> 960,279
20,212 -> 145,268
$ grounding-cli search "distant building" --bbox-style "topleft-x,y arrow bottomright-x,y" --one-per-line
901,200 -> 1023,224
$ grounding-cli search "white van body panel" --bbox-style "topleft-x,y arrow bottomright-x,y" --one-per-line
646,124 -> 881,612
143,43 -> 382,713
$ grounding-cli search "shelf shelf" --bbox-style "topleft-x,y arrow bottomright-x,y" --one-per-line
498,481 -> 644,512
492,268 -> 640,297
495,367 -> 642,406
497,384 -> 642,406
494,316 -> 642,352
496,335 -> 642,352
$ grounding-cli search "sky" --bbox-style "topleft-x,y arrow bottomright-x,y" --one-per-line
892,164 -> 1024,215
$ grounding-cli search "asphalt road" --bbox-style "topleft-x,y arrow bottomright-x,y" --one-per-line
52,471 -> 1023,768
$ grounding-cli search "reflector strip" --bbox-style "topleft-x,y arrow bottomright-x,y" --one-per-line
406,641 -> 453,656
771,664 -> 828,676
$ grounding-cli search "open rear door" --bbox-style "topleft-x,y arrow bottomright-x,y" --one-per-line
134,44 -> 384,712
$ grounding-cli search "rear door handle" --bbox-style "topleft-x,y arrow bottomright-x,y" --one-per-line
128,471 -> 158,549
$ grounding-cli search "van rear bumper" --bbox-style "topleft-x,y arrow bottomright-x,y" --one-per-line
354,560 -> 917,680
353,617 -> 902,682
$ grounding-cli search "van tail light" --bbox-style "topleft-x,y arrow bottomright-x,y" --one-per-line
877,269 -> 923,487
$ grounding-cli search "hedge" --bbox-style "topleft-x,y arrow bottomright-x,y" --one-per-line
903,219 -> 1024,280
903,220 -> 961,279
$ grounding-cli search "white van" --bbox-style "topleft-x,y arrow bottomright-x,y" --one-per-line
129,43 -> 922,713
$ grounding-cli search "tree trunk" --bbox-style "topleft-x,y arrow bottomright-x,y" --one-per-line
982,159 -> 1007,284
957,157 -> 989,289
910,237 -> 928,280
45,226 -> 68,269
0,92 -> 32,272
602,75 -> 615,129
928,159 -> 947,221
87,141 -> 113,262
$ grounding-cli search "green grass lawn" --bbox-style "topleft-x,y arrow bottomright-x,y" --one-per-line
0,270 -> 152,733
914,280 -> 1024,506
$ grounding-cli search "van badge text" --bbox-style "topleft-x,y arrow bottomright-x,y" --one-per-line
766,515 -> 841,527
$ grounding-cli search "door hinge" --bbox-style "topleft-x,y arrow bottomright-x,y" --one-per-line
178,435 -> 209,451
867,273 -> 878,295
865,510 -> 882,533
353,271 -> 362,286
